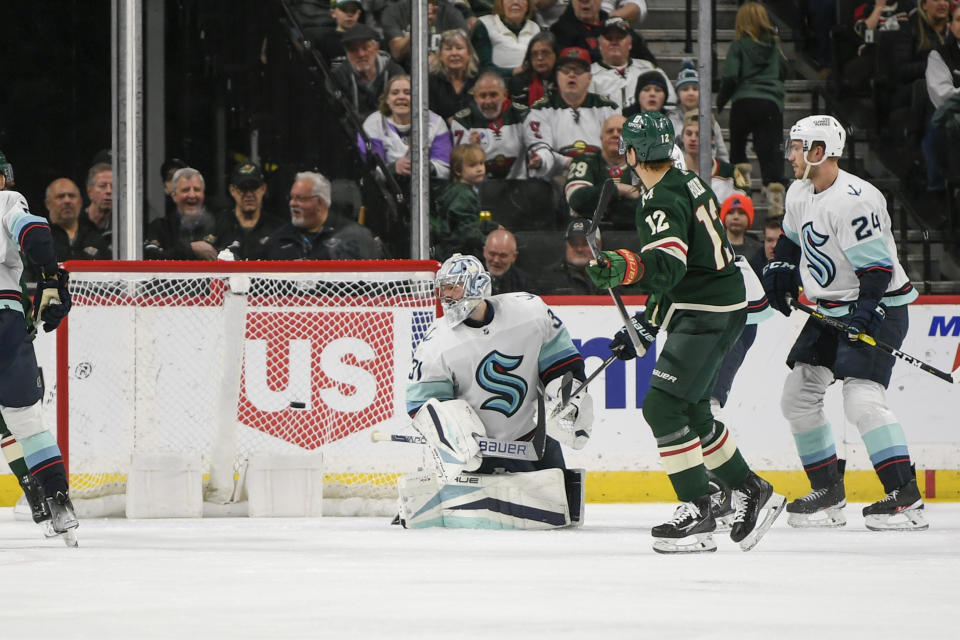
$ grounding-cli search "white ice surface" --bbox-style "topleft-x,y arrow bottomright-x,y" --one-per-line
2,504 -> 957,640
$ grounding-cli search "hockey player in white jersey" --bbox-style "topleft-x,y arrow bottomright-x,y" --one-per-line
762,115 -> 926,531
399,254 -> 592,529
0,173 -> 79,545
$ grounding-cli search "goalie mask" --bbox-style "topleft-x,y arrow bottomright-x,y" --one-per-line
785,115 -> 845,179
436,253 -> 492,327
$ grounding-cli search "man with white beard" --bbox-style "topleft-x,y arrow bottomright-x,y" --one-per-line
261,171 -> 380,260
449,70 -> 530,180
143,167 -> 219,260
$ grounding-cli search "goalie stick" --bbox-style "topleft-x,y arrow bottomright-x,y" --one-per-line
585,179 -> 646,353
789,297 -> 960,384
370,431 -> 543,461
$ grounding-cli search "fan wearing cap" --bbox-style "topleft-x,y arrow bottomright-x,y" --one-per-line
564,114 -> 640,228
549,0 -> 656,64
214,163 -> 282,261
679,111 -> 749,204
589,17 -> 673,111
524,46 -> 619,178
673,60 -> 729,162
541,217 -> 604,294
330,23 -> 404,120
719,193 -> 763,275
307,0 -> 365,67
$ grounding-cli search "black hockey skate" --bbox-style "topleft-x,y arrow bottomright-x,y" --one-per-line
19,474 -> 52,524
730,471 -> 786,551
862,478 -> 928,531
787,460 -> 847,528
45,491 -> 79,547
652,495 -> 717,554
708,480 -> 735,533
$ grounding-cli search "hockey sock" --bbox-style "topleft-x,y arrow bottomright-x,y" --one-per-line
844,379 -> 913,493
700,419 -> 749,489
19,431 -> 68,497
792,424 -> 840,489
643,387 -> 709,501
1,424 -> 31,479
862,423 -> 913,492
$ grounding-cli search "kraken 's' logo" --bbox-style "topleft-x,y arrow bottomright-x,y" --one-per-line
476,351 -> 527,417
801,221 -> 835,287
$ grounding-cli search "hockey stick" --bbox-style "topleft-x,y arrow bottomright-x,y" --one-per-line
547,355 -> 618,418
584,179 -> 645,353
789,297 -> 960,384
370,432 -> 426,444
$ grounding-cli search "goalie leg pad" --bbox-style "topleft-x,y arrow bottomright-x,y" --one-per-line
397,468 -> 573,530
412,398 -> 485,483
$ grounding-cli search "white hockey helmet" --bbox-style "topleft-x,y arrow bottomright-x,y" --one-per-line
785,115 -> 846,167
436,253 -> 492,327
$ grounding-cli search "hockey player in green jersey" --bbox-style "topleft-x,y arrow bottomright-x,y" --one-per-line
585,111 -> 785,553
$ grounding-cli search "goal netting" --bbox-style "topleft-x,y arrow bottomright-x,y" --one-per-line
57,260 -> 439,516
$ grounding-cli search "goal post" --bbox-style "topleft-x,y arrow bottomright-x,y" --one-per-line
56,260 -> 440,516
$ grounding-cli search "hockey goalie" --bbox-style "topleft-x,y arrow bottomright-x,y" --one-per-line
397,254 -> 593,529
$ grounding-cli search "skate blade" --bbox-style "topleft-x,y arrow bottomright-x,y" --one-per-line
61,529 -> 79,548
787,508 -> 846,529
653,533 -> 717,554
864,508 -> 929,532
739,493 -> 786,552
714,514 -> 734,533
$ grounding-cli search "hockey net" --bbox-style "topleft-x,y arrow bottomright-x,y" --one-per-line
57,260 -> 439,516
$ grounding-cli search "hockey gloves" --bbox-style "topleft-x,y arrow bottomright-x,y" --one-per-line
544,377 -> 593,450
33,267 -> 71,332
585,249 -> 644,289
846,300 -> 886,343
609,312 -> 657,360
761,260 -> 801,316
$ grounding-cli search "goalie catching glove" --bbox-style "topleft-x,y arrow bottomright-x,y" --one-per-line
609,311 -> 657,360
544,376 -> 593,450
32,267 -> 71,332
411,398 -> 485,483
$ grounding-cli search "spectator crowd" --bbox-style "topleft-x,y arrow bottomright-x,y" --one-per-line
33,0 -> 945,296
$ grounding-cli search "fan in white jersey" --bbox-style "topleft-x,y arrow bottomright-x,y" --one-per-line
762,115 -> 926,531
525,47 -> 620,179
398,254 -> 592,529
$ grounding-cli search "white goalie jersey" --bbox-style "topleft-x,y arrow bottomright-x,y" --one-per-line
782,169 -> 917,315
406,292 -> 584,442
